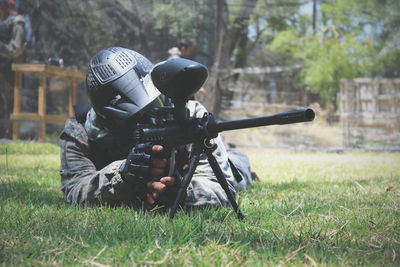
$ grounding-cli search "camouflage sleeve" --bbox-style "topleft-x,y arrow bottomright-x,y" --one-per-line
183,101 -> 239,207
0,23 -> 25,59
59,118 -> 139,207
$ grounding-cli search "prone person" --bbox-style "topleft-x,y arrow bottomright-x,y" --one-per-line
59,47 -> 254,210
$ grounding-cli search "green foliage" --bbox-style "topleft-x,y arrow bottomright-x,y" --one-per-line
269,0 -> 400,102
269,29 -> 299,55
12,0 -> 400,110
152,0 -> 215,61
301,35 -> 376,101
378,48 -> 400,77
23,0 -> 219,68
153,0 -> 211,40
321,0 -> 400,35
1,142 -> 399,265
249,0 -> 303,44
270,30 -> 372,101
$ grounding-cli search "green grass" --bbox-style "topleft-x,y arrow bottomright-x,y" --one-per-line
0,142 -> 399,266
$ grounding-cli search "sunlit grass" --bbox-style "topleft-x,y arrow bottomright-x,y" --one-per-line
0,142 -> 399,266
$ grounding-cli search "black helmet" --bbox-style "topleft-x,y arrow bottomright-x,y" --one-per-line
86,47 -> 163,130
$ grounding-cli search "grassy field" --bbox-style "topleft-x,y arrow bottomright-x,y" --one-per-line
0,142 -> 399,266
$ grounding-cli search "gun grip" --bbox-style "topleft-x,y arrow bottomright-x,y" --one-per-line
168,149 -> 177,177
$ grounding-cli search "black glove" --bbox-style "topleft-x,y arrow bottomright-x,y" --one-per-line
119,142 -> 153,192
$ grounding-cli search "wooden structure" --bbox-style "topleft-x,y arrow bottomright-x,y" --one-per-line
340,78 -> 400,149
11,64 -> 86,142
218,64 -> 316,119
214,46 -> 318,119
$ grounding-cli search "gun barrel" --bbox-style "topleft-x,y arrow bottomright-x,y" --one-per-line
209,109 -> 315,133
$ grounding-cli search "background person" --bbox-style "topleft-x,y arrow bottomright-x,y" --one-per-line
0,0 -> 25,137
167,39 -> 196,60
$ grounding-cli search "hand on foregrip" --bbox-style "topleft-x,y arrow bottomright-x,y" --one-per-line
120,142 -> 153,182
145,145 -> 178,207
120,143 -> 178,207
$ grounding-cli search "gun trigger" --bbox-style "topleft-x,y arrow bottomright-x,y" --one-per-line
168,149 -> 177,177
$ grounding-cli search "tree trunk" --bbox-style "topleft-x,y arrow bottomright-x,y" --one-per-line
312,0 -> 317,35
200,0 -> 258,118
198,0 -> 224,115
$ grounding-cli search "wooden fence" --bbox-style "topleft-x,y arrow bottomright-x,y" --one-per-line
340,78 -> 400,149
11,64 -> 85,142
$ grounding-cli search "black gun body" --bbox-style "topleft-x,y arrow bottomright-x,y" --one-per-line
135,109 -> 315,149
134,118 -> 203,150
146,58 -> 316,219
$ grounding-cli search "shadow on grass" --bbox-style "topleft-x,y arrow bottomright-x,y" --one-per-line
0,175 -> 380,211
0,179 -> 65,206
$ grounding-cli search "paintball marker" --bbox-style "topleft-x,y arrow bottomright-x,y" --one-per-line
136,58 -> 315,220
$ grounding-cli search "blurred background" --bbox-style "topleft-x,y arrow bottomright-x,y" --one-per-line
1,0 -> 399,150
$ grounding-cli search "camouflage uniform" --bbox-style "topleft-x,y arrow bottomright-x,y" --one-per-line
0,14 -> 25,59
0,14 -> 25,135
60,100 -> 253,208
